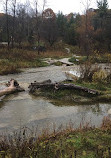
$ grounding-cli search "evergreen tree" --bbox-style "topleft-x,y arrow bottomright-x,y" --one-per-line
56,12 -> 67,38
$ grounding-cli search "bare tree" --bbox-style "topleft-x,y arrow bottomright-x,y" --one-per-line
2,0 -> 10,47
81,0 -> 92,57
33,0 -> 47,54
35,0 -> 40,54
11,0 -> 16,48
5,0 -> 10,48
41,8 -> 58,46
16,4 -> 27,47
42,0 -> 47,19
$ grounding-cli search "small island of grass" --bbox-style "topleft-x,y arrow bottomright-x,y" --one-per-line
29,58 -> 111,105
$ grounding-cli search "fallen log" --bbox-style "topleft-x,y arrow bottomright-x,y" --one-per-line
0,79 -> 25,97
28,80 -> 55,93
28,80 -> 100,95
54,83 -> 99,95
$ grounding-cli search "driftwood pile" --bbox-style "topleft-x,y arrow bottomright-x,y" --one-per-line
0,79 -> 99,98
28,79 -> 99,95
0,79 -> 25,97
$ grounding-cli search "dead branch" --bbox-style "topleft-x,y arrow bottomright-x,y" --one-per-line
0,79 -> 25,97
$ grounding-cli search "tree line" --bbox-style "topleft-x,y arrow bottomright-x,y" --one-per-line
0,0 -> 111,55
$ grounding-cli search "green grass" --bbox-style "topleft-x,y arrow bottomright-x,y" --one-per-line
1,117 -> 111,157
53,61 -> 63,66
0,59 -> 48,75
69,53 -> 111,65
32,80 -> 111,105
91,53 -> 111,63
0,47 -> 71,75
69,56 -> 87,64
32,84 -> 96,106
75,81 -> 108,91
0,48 -> 50,75
0,59 -> 20,75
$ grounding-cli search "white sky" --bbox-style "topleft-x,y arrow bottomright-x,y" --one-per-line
0,0 -> 111,14
48,0 -> 97,14
49,0 -> 111,14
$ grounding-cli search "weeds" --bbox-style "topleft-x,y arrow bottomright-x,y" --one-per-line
69,53 -> 111,65
0,48 -> 70,75
0,117 -> 111,157
68,56 -> 87,64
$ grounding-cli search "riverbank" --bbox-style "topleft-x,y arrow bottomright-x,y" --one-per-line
31,79 -> 111,105
0,48 -> 70,75
0,116 -> 111,158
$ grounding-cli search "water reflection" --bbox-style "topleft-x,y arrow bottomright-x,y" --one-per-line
0,66 -> 111,134
0,91 -> 111,133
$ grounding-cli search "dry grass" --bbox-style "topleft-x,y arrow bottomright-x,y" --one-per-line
0,48 -> 70,75
40,50 -> 70,59
0,48 -> 70,60
0,117 -> 111,157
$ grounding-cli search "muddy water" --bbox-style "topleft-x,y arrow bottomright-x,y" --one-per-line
0,65 -> 111,134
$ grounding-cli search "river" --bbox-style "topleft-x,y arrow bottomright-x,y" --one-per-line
0,65 -> 111,134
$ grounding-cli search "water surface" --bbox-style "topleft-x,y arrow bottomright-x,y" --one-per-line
0,65 -> 111,134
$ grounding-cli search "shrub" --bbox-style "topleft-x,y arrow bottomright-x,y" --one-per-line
79,61 -> 100,81
69,57 -> 78,64
91,51 -> 111,63
69,56 -> 87,64
0,64 -> 20,75
53,61 -> 63,66
92,70 -> 107,83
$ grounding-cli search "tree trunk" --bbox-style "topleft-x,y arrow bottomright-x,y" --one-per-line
28,80 -> 99,95
0,79 -> 24,97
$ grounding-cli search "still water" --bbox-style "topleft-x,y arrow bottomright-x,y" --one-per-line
0,65 -> 111,134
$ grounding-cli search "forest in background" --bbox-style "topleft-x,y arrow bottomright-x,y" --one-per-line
0,0 -> 111,56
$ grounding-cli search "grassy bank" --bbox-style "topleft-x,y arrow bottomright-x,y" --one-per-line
33,87 -> 94,105
68,52 -> 111,65
32,80 -> 111,105
0,48 -> 70,75
0,117 -> 111,157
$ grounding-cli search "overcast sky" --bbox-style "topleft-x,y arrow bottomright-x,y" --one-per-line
0,0 -> 111,14
49,0 -> 97,14
49,0 -> 111,14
